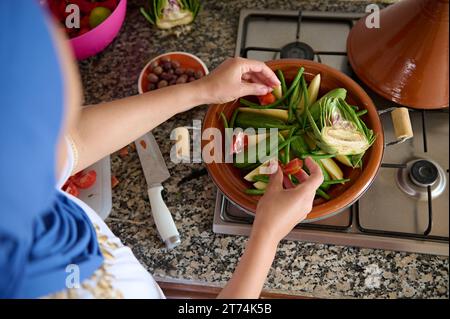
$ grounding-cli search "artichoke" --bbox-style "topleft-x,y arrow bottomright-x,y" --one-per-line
306,97 -> 375,156
140,0 -> 201,29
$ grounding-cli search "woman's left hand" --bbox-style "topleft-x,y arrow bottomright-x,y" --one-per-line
195,57 -> 281,105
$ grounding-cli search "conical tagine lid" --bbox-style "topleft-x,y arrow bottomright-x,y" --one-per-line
347,0 -> 449,109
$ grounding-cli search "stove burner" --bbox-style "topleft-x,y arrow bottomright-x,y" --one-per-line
410,160 -> 438,187
280,42 -> 315,59
396,159 -> 447,200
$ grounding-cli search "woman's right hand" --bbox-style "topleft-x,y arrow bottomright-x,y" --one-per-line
252,157 -> 324,244
195,57 -> 280,105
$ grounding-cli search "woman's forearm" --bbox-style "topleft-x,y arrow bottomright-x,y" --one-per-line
70,81 -> 208,172
218,231 -> 279,299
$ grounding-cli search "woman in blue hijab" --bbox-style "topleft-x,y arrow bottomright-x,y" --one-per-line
0,0 -> 322,298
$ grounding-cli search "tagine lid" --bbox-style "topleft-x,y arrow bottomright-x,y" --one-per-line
347,0 -> 449,109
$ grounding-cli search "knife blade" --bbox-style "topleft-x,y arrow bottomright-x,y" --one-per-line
135,132 -> 180,249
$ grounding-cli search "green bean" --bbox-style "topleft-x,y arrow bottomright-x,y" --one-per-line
229,109 -> 239,128
240,67 -> 305,109
356,109 -> 368,117
316,188 -> 330,200
253,175 -> 270,183
278,133 -> 287,163
245,188 -> 266,195
276,69 -> 287,96
300,153 -> 335,160
285,127 -> 296,164
300,76 -> 309,129
322,178 -> 351,185
219,112 -> 229,128
288,84 -> 299,123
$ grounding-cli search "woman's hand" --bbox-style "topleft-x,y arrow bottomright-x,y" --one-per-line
252,157 -> 324,244
196,57 -> 280,105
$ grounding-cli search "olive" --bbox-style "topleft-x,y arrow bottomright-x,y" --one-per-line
188,76 -> 196,82
162,61 -> 172,70
153,66 -> 163,75
171,60 -> 181,68
160,56 -> 171,63
168,68 -> 174,74
169,79 -> 177,85
147,83 -> 156,91
157,80 -> 168,88
147,73 -> 159,83
160,72 -> 172,81
186,68 -> 195,76
150,61 -> 159,69
194,70 -> 204,79
175,67 -> 185,75
176,74 -> 188,84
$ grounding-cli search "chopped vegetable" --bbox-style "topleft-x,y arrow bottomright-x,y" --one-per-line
257,92 -> 276,106
245,188 -> 265,195
111,175 -> 120,188
64,181 -> 80,197
240,67 -> 305,109
306,97 -> 375,155
282,158 -> 303,175
238,107 -> 289,121
140,0 -> 201,29
71,170 -> 97,189
253,181 -> 267,190
227,67 -> 375,203
320,157 -> 344,180
234,112 -> 293,130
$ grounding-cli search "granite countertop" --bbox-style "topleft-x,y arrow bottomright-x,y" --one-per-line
78,0 -> 449,298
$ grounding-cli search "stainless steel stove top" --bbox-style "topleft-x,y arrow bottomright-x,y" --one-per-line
213,9 -> 449,256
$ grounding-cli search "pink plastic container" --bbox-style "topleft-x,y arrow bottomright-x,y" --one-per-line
69,0 -> 127,60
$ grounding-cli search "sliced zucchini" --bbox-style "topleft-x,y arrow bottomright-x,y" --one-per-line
238,107 -> 289,122
253,181 -> 267,190
320,157 -> 344,180
244,159 -> 272,182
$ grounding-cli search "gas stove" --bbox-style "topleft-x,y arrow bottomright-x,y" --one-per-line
212,9 -> 449,256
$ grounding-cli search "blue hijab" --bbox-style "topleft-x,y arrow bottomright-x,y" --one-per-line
0,1 -> 103,298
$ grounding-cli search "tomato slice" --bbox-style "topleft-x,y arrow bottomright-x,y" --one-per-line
72,170 -> 97,189
257,92 -> 276,106
282,158 -> 303,175
64,181 -> 80,197
111,175 -> 120,189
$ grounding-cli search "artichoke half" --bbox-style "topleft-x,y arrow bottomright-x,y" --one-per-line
306,97 -> 375,159
140,0 -> 201,29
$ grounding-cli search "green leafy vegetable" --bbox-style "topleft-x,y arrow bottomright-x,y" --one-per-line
140,0 -> 201,29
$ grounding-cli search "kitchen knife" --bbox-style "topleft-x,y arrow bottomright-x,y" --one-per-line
135,132 -> 180,249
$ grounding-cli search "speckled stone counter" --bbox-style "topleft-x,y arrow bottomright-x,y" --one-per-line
78,0 -> 449,298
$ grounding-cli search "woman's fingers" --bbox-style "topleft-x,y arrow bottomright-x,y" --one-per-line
302,157 -> 324,189
295,169 -> 309,183
240,82 -> 272,97
240,59 -> 280,87
265,166 -> 284,193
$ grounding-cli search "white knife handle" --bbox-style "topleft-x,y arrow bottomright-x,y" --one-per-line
147,186 -> 180,249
